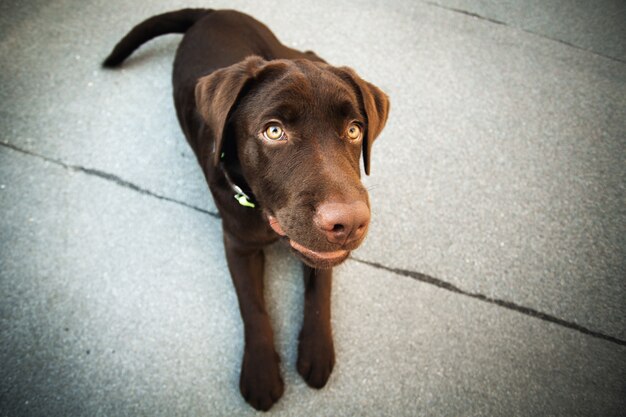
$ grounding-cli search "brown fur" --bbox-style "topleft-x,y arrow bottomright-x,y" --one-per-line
104,8 -> 389,411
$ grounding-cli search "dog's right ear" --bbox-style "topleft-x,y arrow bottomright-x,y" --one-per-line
327,66 -> 390,176
195,55 -> 266,166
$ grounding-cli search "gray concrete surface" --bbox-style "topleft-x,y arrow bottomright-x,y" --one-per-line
1,0 -> 625,416
428,0 -> 626,62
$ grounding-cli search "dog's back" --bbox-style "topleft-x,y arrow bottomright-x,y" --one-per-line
172,10 -> 322,159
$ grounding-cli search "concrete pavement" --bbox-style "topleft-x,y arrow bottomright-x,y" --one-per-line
1,0 -> 625,416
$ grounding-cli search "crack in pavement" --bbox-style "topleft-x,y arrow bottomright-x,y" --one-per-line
0,141 -> 219,219
351,257 -> 626,347
422,1 -> 626,64
2,140 -> 624,347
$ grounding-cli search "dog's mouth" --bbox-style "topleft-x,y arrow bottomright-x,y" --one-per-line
267,215 -> 349,268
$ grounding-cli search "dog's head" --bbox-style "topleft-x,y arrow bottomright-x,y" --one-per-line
195,56 -> 389,268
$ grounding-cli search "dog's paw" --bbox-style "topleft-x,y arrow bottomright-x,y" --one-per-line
239,345 -> 284,411
297,330 -> 335,389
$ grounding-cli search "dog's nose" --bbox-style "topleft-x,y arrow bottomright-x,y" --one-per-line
315,201 -> 370,245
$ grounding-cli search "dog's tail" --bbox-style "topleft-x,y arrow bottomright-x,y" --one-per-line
102,8 -> 211,67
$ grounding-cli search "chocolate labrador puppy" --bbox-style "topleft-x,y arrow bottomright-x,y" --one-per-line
103,8 -> 389,411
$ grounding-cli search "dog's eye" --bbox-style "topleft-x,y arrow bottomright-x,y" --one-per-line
346,123 -> 362,141
264,124 -> 285,141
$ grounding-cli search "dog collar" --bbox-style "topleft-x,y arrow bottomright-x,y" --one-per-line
220,153 -> 256,208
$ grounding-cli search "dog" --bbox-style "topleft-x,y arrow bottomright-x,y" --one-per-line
103,8 -> 389,411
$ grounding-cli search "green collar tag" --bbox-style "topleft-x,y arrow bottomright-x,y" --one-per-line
220,151 -> 256,208
235,192 -> 256,208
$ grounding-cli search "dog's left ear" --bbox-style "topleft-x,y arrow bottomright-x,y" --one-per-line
195,55 -> 266,167
331,67 -> 390,175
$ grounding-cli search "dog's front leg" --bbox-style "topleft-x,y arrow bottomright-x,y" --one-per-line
223,232 -> 284,411
297,265 -> 335,388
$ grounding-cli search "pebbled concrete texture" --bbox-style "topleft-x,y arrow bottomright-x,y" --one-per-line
355,2 -> 626,341
1,0 -> 625,416
1,148 -> 624,417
